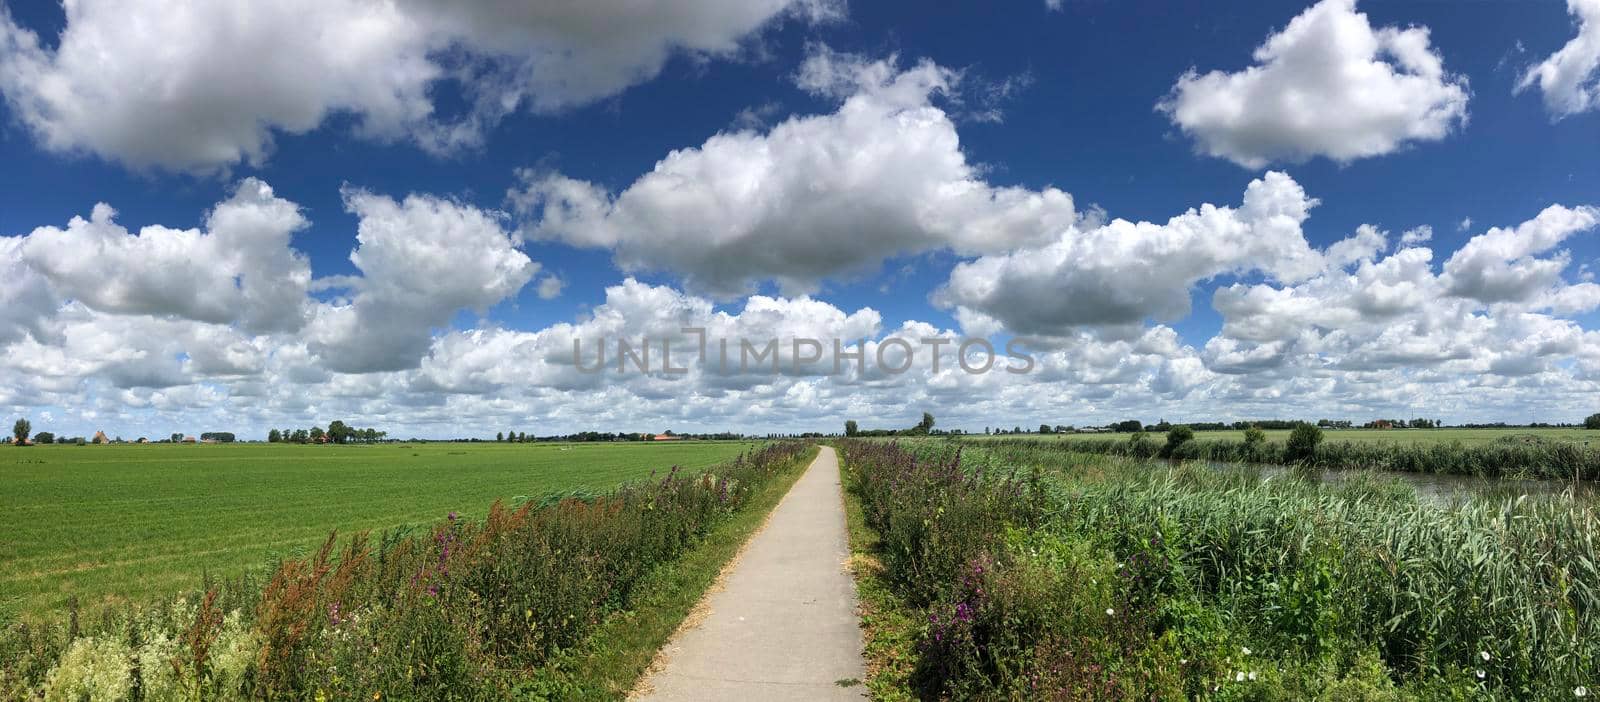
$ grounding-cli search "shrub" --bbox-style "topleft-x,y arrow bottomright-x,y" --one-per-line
1285,423 -> 1323,463
1243,425 -> 1267,445
1127,431 -> 1155,458
1162,425 -> 1196,458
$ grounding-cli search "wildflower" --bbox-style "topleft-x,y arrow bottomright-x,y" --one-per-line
1105,608 -> 1115,616
1248,672 -> 1257,681
1241,646 -> 1251,656
954,603 -> 973,623
1235,671 -> 1246,682
1480,650 -> 1491,662
1575,687 -> 1588,698
1476,670 -> 1486,680
1180,659 -> 1188,665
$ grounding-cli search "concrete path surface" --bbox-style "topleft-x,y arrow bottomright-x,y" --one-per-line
635,445 -> 866,701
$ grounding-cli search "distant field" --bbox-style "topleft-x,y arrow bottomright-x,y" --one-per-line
0,441 -> 754,616
969,427 -> 1598,446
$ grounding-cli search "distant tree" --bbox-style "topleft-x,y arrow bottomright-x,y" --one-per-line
1113,419 -> 1143,433
268,428 -> 282,443
1039,424 -> 1052,434
170,432 -> 183,443
1286,423 -> 1324,463
1586,413 -> 1600,430
496,431 -> 504,442
12,418 -> 30,444
518,431 -> 528,443
326,420 -> 351,444
920,412 -> 936,433
199,432 -> 236,443
310,426 -> 325,443
34,431 -> 54,444
845,420 -> 858,437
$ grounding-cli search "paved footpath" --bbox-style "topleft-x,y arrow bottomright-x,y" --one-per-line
636,446 -> 866,701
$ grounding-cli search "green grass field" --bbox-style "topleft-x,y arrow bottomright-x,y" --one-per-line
0,441 -> 755,616
971,427 -> 1598,446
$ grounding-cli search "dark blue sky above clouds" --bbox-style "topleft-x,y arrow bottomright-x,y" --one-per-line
2,0 -> 1598,436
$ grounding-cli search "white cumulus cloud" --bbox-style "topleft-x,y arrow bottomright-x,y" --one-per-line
1517,0 -> 1600,118
514,48 -> 1080,297
0,0 -> 827,173
17,179 -> 313,334
1158,0 -> 1469,168
937,171 -> 1324,338
307,188 -> 538,373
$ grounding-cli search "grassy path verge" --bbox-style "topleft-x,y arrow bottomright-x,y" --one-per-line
839,450 -> 918,701
518,446 -> 820,700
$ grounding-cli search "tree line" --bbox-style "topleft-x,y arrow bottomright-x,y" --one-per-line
268,420 -> 387,444
843,413 -> 942,438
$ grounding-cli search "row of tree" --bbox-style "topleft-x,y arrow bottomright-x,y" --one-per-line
267,421 -> 387,444
843,413 -> 940,438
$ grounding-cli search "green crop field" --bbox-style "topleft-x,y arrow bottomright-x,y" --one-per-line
971,427 -> 1598,446
0,441 -> 755,616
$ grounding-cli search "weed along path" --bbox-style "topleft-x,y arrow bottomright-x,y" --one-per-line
635,446 -> 866,700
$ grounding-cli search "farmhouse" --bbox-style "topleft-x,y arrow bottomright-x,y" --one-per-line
652,433 -> 680,441
182,436 -> 197,444
92,431 -> 109,444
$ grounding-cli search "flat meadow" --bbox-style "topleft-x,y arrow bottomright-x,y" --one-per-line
0,441 -> 754,617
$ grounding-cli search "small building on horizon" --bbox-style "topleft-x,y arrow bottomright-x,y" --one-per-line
92,431 -> 109,444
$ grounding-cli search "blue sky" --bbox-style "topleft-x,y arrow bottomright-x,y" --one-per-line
2,0 -> 1599,437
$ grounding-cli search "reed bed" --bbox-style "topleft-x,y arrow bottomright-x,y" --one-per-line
984,432 -> 1600,479
844,439 -> 1600,700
